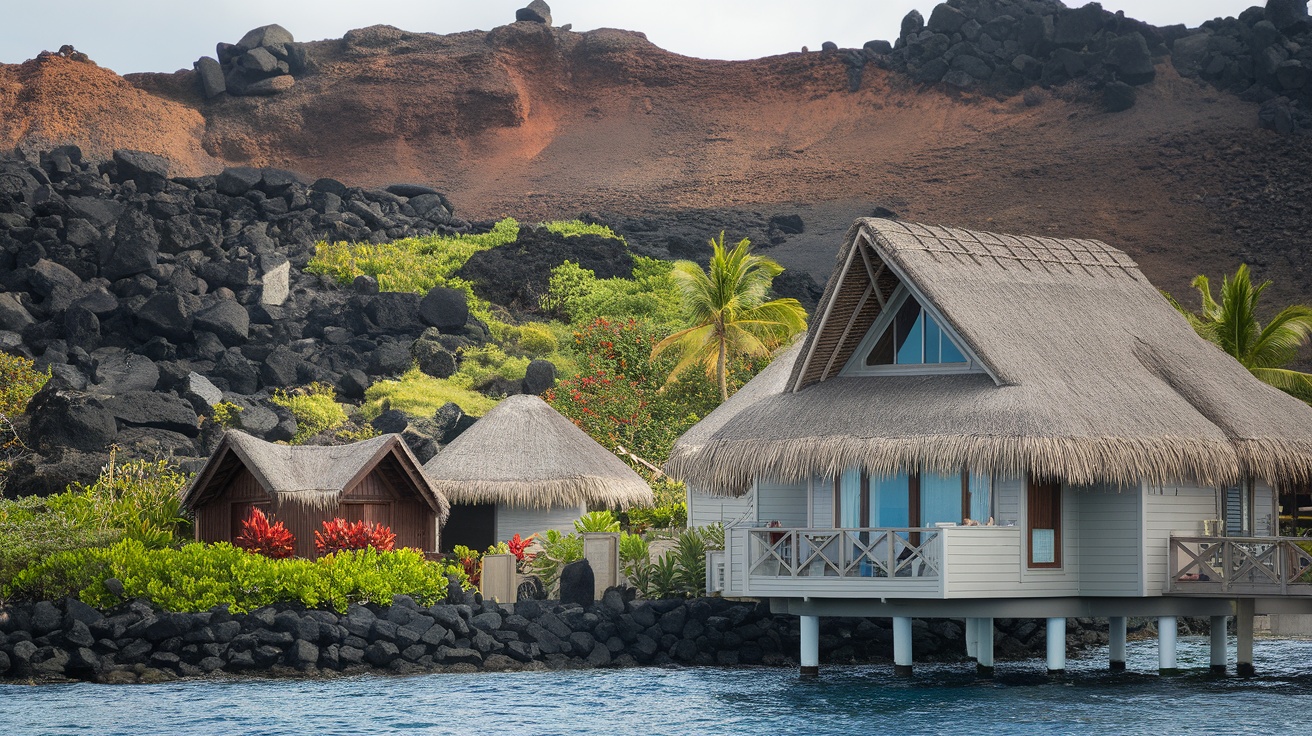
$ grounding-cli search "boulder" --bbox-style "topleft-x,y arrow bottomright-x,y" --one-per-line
238,47 -> 280,75
260,258 -> 290,306
371,409 -> 410,435
1102,81 -> 1137,112
194,300 -> 250,346
215,167 -> 264,197
769,213 -> 804,234
900,9 -> 925,39
1170,34 -> 1211,78
559,559 -> 595,608
236,24 -> 295,51
363,292 -> 422,334
1276,60 -> 1308,91
214,350 -> 260,395
0,292 -> 34,331
412,338 -> 457,379
260,346 -> 303,387
1266,0 -> 1310,31
184,372 -> 224,407
1105,33 -> 1155,85
521,359 -> 556,395
136,292 -> 199,343
112,150 -> 171,193
103,391 -> 200,436
99,208 -> 160,281
1054,4 -> 1105,48
419,286 -> 469,331
516,0 -> 552,25
26,385 -> 119,452
91,351 -> 160,392
368,342 -> 413,376
927,5 -> 967,34
194,56 -> 226,97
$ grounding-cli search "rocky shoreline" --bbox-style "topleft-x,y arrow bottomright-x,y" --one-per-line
0,590 -> 1129,684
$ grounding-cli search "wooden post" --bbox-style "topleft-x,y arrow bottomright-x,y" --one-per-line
582,532 -> 621,599
976,618 -> 994,676
800,615 -> 820,677
1108,616 -> 1127,671
1046,618 -> 1066,675
1236,598 -> 1255,677
893,617 -> 913,676
1158,616 -> 1178,674
1210,616 -> 1229,674
480,553 -> 517,604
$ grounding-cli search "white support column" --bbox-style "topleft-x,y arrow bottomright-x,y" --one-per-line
976,617 -> 994,675
1046,617 -> 1066,675
893,617 -> 913,676
1108,616 -> 1127,671
1210,616 -> 1229,674
965,618 -> 978,660
799,615 -> 820,677
1158,616 -> 1178,674
1236,598 -> 1255,677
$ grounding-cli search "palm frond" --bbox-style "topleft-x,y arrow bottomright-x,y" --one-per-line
1250,367 -> 1312,404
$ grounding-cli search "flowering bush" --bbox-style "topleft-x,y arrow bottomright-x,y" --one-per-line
507,533 -> 536,563
235,508 -> 295,559
314,518 -> 397,555
452,544 -> 482,586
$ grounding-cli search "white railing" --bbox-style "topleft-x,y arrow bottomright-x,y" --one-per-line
746,527 -> 942,580
1169,536 -> 1312,596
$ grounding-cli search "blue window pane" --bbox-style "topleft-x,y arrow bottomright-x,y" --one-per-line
924,316 -> 941,364
968,472 -> 991,523
920,472 -> 960,527
941,333 -> 967,364
872,473 -> 910,527
896,305 -> 924,365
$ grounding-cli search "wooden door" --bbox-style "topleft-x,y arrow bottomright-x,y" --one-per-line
1027,479 -> 1062,568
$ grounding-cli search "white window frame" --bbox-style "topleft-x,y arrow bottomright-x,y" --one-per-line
840,284 -> 985,377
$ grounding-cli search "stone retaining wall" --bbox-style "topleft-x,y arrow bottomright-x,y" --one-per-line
0,590 -> 1121,684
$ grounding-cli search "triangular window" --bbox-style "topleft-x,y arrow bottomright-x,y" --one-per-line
862,291 -> 970,368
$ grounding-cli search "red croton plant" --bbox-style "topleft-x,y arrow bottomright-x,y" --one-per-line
507,533 -> 536,563
314,518 -> 397,555
234,507 -> 296,559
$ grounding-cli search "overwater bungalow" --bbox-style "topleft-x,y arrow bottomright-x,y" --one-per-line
667,218 -> 1312,676
423,394 -> 653,551
184,431 -> 449,558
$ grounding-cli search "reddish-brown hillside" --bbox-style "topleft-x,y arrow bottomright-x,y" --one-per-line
3,22 -> 1309,309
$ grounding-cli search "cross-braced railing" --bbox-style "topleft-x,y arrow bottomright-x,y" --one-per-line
747,527 -> 942,580
1169,536 -> 1312,595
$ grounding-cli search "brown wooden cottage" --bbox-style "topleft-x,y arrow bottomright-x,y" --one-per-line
182,431 -> 450,558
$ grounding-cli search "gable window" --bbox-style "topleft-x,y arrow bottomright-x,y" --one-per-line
864,292 -> 969,367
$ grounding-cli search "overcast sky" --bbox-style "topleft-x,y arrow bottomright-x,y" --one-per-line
1,1 -> 1262,75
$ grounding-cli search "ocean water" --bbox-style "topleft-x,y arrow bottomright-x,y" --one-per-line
3,637 -> 1311,736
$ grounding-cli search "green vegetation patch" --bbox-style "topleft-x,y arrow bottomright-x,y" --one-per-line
270,383 -> 349,444
542,257 -> 683,329
362,367 -> 498,420
543,220 -> 626,242
4,539 -> 467,613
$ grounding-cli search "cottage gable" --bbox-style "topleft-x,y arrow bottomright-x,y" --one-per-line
840,283 -> 982,377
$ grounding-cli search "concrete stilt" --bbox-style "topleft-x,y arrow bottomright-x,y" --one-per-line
976,617 -> 994,676
1108,616 -> 1127,671
965,618 -> 978,660
1236,599 -> 1255,677
799,615 -> 820,677
1046,617 -> 1066,675
893,616 -> 913,676
1210,616 -> 1229,674
1158,616 -> 1178,674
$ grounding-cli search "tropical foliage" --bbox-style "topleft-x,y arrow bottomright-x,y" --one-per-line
234,508 -> 296,559
0,352 -> 48,483
314,518 -> 397,555
652,233 -> 807,400
3,539 -> 466,613
524,528 -> 585,597
46,455 -> 191,548
1172,264 -> 1312,402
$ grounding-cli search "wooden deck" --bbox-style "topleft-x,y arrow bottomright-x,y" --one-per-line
1168,536 -> 1312,597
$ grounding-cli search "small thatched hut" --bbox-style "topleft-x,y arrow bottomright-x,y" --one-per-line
184,431 -> 449,558
423,394 -> 653,551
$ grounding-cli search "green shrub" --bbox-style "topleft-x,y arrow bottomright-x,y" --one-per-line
543,220 -> 626,241
211,401 -> 244,428
448,345 -> 530,393
517,323 -> 559,357
4,539 -> 468,612
46,455 -> 191,548
525,528 -> 583,597
541,258 -> 683,327
0,497 -> 118,600
270,383 -> 348,443
362,367 -> 497,420
619,532 -> 652,596
574,510 -> 620,533
0,352 -> 48,417
673,528 -> 707,596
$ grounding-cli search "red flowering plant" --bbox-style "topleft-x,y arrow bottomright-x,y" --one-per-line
234,507 -> 296,559
507,533 -> 537,568
314,518 -> 397,555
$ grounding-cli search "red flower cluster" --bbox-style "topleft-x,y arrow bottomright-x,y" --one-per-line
507,533 -> 536,563
314,518 -> 397,555
235,507 -> 295,559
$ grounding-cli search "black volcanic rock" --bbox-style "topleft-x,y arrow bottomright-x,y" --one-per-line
455,228 -> 634,311
110,150 -> 170,194
516,0 -> 552,25
419,287 -> 469,331
26,384 -> 118,453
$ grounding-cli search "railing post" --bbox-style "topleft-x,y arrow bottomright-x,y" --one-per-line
1168,538 -> 1179,591
1222,539 -> 1233,594
790,530 -> 799,576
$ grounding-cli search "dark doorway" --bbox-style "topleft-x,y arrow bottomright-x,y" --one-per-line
442,503 -> 497,553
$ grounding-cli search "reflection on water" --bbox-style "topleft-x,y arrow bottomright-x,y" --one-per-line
3,637 -> 1311,736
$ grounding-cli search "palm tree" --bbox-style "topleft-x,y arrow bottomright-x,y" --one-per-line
1172,264 -> 1312,403
652,233 -> 808,401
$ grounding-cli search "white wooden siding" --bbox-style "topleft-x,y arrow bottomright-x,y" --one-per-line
1075,483 -> 1143,596
687,488 -> 753,528
756,479 -> 809,527
942,527 -> 1021,596
1016,479 -> 1080,595
994,475 -> 1021,525
1142,481 -> 1218,595
811,476 -> 835,529
495,502 -> 585,542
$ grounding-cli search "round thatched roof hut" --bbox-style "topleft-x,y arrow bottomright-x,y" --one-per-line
424,394 -> 653,550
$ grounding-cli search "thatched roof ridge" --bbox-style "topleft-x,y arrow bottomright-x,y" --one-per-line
182,431 -> 450,520
422,395 -> 654,509
674,218 -> 1312,494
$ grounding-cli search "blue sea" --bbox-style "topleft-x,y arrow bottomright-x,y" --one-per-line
3,637 -> 1311,735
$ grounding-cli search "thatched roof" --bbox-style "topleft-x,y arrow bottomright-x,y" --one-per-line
182,431 -> 450,520
422,394 -> 654,509
668,218 -> 1312,495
